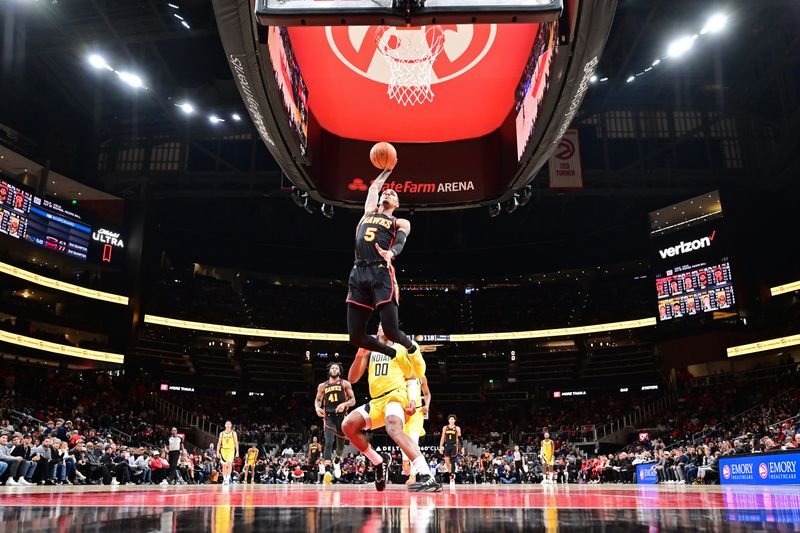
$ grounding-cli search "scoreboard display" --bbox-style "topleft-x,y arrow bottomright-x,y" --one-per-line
0,177 -> 124,266
656,260 -> 736,321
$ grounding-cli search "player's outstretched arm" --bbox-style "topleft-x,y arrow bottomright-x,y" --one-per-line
340,380 -> 357,411
364,169 -> 393,215
348,348 -> 370,383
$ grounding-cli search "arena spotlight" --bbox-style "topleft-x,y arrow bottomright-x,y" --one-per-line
488,203 -> 501,218
626,75 -> 635,83
175,102 -> 194,114
701,13 -> 728,35
590,75 -> 598,83
666,35 -> 697,58
87,54 -> 112,71
505,194 -> 519,214
208,115 -> 225,124
321,204 -> 334,219
231,113 -> 242,121
116,71 -> 144,88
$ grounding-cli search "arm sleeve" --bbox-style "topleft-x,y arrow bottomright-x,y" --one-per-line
390,230 -> 408,257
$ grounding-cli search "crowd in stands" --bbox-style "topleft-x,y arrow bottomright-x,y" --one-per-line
1,361 -> 798,487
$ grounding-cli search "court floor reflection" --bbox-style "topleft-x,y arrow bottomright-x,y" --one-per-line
3,505 -> 800,533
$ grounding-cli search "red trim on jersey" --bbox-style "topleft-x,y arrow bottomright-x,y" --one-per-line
375,263 -> 399,307
346,299 -> 375,311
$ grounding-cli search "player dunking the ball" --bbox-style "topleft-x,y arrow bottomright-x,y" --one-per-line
346,144 -> 420,363
342,324 -> 442,492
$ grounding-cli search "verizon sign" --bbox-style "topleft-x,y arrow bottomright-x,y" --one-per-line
658,231 -> 716,259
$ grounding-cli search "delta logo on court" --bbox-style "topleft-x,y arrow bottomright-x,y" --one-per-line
658,230 -> 716,259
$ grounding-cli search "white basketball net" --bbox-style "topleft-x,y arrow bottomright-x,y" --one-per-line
375,25 -> 445,106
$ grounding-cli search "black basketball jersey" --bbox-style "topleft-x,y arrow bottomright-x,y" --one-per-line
444,427 -> 458,445
355,212 -> 397,262
322,378 -> 347,413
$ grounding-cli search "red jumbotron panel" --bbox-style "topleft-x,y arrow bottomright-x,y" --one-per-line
287,24 -> 537,143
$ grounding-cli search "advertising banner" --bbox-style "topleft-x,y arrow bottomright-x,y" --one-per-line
719,451 -> 800,486
636,463 -> 658,484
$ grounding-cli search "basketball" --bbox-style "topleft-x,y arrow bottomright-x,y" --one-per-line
370,142 -> 397,170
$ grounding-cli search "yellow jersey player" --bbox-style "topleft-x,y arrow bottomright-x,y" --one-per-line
242,445 -> 259,484
343,324 -> 442,493
216,421 -> 239,485
402,372 -> 431,485
540,432 -> 555,484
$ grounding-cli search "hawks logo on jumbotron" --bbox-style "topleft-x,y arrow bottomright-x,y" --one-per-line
759,463 -> 769,479
722,465 -> 731,480
326,24 -> 497,86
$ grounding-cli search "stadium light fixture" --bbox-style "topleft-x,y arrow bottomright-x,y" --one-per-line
701,13 -> 728,35
652,59 -> 661,66
321,204 -> 334,219
208,115 -> 225,124
488,203 -> 501,218
168,3 -> 179,8
626,76 -> 635,83
666,35 -> 697,59
175,102 -> 194,114
590,75 -> 598,83
117,71 -> 144,88
505,195 -> 519,214
87,54 -> 112,71
231,113 -> 242,121
181,20 -> 191,29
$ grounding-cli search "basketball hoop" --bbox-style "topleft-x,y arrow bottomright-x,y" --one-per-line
375,25 -> 445,106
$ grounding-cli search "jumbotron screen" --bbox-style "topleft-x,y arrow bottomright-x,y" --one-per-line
656,260 -> 736,321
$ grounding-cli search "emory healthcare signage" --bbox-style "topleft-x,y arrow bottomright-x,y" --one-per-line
636,464 -> 659,484
719,451 -> 800,486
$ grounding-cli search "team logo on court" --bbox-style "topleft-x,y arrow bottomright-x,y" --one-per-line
326,24 -> 497,85
759,463 -> 769,479
722,465 -> 730,480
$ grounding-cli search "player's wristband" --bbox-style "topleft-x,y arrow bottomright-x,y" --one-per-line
389,230 -> 408,257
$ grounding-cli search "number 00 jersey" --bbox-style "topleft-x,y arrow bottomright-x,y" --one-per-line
355,213 -> 397,263
368,351 -> 413,399
322,378 -> 348,414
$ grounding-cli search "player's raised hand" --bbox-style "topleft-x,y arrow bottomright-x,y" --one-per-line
375,243 -> 395,263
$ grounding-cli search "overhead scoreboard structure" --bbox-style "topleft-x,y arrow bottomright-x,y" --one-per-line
214,0 -> 617,210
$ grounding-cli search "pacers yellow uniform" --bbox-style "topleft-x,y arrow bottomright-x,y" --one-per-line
220,431 -> 236,463
246,447 -> 258,466
541,438 -> 554,466
360,351 -> 413,430
403,378 -> 426,437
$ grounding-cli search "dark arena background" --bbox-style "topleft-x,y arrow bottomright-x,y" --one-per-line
1,0 -> 800,531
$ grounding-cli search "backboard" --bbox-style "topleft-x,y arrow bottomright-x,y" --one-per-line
256,0 -> 563,26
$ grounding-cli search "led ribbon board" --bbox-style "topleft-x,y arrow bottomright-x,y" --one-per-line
0,261 -> 129,305
144,314 -> 656,342
770,281 -> 800,297
727,334 -> 800,358
0,329 -> 124,364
